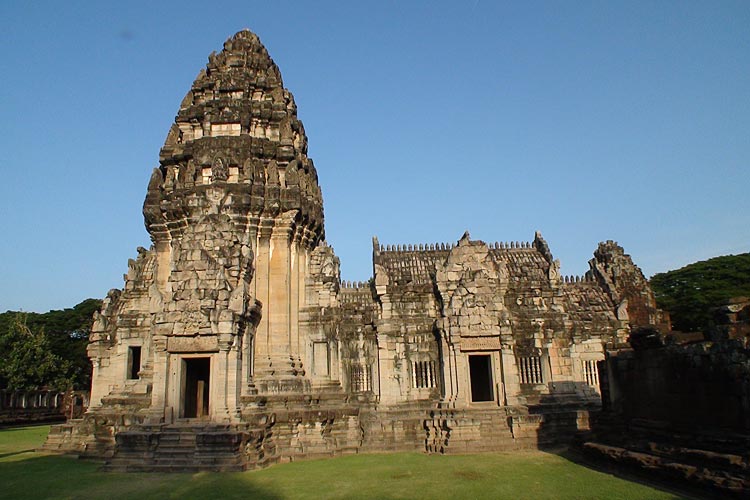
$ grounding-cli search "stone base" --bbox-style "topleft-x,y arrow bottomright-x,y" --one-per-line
45,397 -> 600,472
579,417 -> 750,498
104,423 -> 253,472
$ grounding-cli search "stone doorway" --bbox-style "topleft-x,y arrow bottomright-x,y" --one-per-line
182,357 -> 211,418
469,354 -> 494,402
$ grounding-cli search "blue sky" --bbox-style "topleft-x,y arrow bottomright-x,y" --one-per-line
1,1 -> 748,312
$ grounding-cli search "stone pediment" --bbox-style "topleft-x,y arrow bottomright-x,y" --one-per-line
435,234 -> 509,339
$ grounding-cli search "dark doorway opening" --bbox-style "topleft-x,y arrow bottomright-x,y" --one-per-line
469,355 -> 494,402
127,346 -> 141,380
182,357 -> 210,418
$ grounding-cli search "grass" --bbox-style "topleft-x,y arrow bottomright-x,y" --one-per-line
0,425 -> 688,500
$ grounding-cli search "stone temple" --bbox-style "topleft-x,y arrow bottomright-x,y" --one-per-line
44,30 -> 668,471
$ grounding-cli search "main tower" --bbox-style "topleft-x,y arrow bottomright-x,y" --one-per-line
51,30 -> 335,441
142,29 -> 326,402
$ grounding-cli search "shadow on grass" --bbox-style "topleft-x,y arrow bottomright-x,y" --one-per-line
548,448 -> 706,500
0,450 -> 35,459
0,453 -> 282,500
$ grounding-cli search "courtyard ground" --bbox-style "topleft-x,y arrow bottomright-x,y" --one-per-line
0,425 -> 689,500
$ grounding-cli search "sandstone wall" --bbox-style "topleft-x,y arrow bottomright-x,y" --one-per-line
605,339 -> 750,433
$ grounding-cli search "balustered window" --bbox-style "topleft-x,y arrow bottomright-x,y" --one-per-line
517,355 -> 544,385
582,359 -> 600,388
411,360 -> 437,389
350,364 -> 372,392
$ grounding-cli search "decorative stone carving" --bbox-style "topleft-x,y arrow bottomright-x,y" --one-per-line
211,157 -> 228,182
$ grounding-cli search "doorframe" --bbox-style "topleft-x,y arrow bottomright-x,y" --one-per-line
172,353 -> 214,420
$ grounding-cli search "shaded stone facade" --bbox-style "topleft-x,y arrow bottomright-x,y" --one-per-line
582,328 -> 750,496
44,30 -> 666,471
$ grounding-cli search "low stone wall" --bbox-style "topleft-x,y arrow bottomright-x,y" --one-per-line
0,390 -> 89,426
582,338 -> 750,497
604,338 -> 750,433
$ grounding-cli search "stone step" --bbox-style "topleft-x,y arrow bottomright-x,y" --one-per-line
106,463 -> 247,473
105,424 -> 251,472
581,441 -> 749,498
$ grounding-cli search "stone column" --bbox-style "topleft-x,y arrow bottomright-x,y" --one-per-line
268,217 -> 293,370
88,358 -> 105,407
253,220 -> 273,378
500,343 -> 522,406
149,335 -> 170,422
439,333 -> 459,406
213,333 -> 233,422
289,227 -> 302,367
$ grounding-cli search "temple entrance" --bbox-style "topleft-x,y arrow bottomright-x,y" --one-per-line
469,355 -> 494,402
181,357 -> 210,418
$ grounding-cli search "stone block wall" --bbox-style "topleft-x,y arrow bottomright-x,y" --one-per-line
604,339 -> 750,433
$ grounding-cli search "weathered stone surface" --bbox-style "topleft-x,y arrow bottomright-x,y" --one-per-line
582,322 -> 750,497
44,30 -> 667,471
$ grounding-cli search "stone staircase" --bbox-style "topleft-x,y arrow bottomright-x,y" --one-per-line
103,423 -> 250,472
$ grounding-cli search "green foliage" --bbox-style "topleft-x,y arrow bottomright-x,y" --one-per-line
651,253 -> 750,332
0,426 -> 685,500
0,315 -> 73,391
0,299 -> 101,390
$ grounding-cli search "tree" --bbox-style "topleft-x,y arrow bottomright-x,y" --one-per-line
650,253 -> 750,332
0,298 -> 101,390
0,314 -> 73,391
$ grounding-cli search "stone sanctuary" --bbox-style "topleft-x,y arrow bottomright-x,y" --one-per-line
44,30 -> 669,471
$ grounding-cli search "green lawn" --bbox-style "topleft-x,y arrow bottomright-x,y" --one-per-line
0,425 -> 687,500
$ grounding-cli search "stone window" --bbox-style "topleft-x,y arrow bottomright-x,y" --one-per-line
582,359 -> 599,388
517,355 -> 543,385
411,360 -> 437,389
350,364 -> 371,392
127,346 -> 142,380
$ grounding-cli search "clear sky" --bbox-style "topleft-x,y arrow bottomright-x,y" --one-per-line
1,1 -> 748,313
